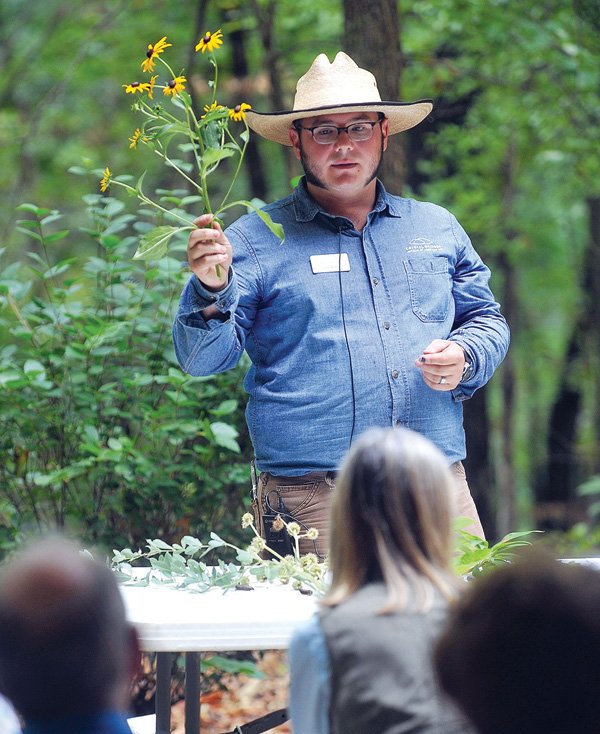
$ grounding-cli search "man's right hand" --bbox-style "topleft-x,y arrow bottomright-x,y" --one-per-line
187,213 -> 232,291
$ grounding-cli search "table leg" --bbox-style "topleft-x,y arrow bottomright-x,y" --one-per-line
155,652 -> 172,734
185,652 -> 201,734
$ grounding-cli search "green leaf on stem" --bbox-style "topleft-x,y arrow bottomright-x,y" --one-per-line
236,200 -> 285,242
201,147 -> 236,172
133,225 -> 186,260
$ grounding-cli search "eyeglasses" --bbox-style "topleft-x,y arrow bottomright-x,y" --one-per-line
294,117 -> 383,145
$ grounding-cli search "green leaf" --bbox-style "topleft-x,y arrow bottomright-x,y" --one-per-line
23,359 -> 45,375
209,421 -> 240,453
16,227 -> 42,242
16,203 -> 51,217
201,147 -> 236,171
235,200 -> 284,242
133,226 -> 187,260
44,230 -> 70,244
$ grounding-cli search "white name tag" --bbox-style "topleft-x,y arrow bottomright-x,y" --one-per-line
310,253 -> 350,273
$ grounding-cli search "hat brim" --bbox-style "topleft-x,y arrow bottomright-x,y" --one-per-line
246,100 -> 433,146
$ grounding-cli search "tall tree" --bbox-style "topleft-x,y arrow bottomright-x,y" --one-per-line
342,0 -> 405,191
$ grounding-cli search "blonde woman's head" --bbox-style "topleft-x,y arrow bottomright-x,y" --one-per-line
325,427 -> 458,610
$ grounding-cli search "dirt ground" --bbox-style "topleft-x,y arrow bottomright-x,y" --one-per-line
144,650 -> 292,734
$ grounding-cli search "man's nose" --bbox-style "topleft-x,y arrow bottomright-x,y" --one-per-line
334,130 -> 354,149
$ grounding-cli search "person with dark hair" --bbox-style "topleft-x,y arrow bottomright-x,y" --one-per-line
173,51 -> 509,557
0,537 -> 140,734
288,426 -> 474,734
434,554 -> 600,734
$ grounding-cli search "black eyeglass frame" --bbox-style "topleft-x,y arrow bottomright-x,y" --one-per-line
293,113 -> 385,144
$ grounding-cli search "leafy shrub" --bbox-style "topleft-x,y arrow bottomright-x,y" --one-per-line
0,197 -> 252,555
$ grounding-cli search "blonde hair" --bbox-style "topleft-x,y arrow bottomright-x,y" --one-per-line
324,427 -> 460,612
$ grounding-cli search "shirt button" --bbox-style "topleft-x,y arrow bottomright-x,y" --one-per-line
383,321 -> 390,330
391,369 -> 399,379
395,419 -> 402,427
372,277 -> 379,286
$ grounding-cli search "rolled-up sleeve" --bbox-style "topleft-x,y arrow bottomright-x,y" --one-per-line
447,214 -> 510,400
288,614 -> 331,734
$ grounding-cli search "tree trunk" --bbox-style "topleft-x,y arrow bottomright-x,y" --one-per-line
227,19 -> 268,201
250,0 -> 298,187
494,141 -> 519,537
495,250 -> 517,537
343,0 -> 405,192
535,196 -> 600,527
463,389 -> 493,537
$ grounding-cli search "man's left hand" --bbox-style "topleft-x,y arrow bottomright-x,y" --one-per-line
415,340 -> 466,391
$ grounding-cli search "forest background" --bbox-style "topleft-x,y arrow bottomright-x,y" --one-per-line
1,0 -> 599,557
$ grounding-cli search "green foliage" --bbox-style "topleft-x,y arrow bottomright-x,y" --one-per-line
113,515 -> 327,596
453,523 -> 541,577
113,517 -> 539,597
0,197 -> 252,553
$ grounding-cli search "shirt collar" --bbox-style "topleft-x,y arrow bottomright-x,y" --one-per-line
292,177 -> 402,224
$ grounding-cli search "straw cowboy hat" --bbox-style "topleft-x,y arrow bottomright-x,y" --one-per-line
245,51 -> 433,146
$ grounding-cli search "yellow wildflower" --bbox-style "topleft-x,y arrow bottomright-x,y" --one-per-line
202,101 -> 226,117
128,128 -> 148,149
241,513 -> 254,529
163,75 -> 186,97
100,166 -> 111,192
228,102 -> 251,122
123,81 -> 151,95
142,36 -> 171,73
195,29 -> 223,54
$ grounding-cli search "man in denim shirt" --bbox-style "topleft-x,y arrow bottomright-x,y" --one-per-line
173,52 -> 509,557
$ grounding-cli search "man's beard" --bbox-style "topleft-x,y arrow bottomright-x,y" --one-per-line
299,137 -> 385,190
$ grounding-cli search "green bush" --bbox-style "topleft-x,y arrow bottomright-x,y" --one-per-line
0,197 -> 251,555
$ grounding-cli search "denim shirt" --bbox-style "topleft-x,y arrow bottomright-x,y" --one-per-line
173,179 -> 509,475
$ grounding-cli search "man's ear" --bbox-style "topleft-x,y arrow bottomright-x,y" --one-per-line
381,117 -> 389,152
289,127 -> 302,161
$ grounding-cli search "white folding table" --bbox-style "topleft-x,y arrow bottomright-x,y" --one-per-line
121,582 -> 317,734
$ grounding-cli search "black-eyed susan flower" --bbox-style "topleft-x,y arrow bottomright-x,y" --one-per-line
195,29 -> 223,54
100,167 -> 111,192
142,36 -> 171,73
123,81 -> 152,95
128,128 -> 148,149
201,101 -> 226,117
163,75 -> 186,97
228,102 -> 251,122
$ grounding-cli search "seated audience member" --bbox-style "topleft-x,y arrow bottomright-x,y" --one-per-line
288,426 -> 474,734
434,553 -> 600,734
0,537 -> 140,734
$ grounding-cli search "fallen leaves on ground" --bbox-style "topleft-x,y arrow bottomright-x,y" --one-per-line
171,651 -> 291,734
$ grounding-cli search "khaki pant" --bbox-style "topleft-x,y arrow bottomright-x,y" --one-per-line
254,461 -> 485,559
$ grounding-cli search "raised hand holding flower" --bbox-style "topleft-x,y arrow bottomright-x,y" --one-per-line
102,31 -> 283,264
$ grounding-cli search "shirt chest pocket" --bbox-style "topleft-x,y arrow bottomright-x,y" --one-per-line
403,257 -> 451,322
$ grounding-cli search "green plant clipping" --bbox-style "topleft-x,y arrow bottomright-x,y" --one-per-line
101,31 -> 283,263
112,516 -> 540,597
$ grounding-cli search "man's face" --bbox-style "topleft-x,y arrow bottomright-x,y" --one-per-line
288,111 -> 389,197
